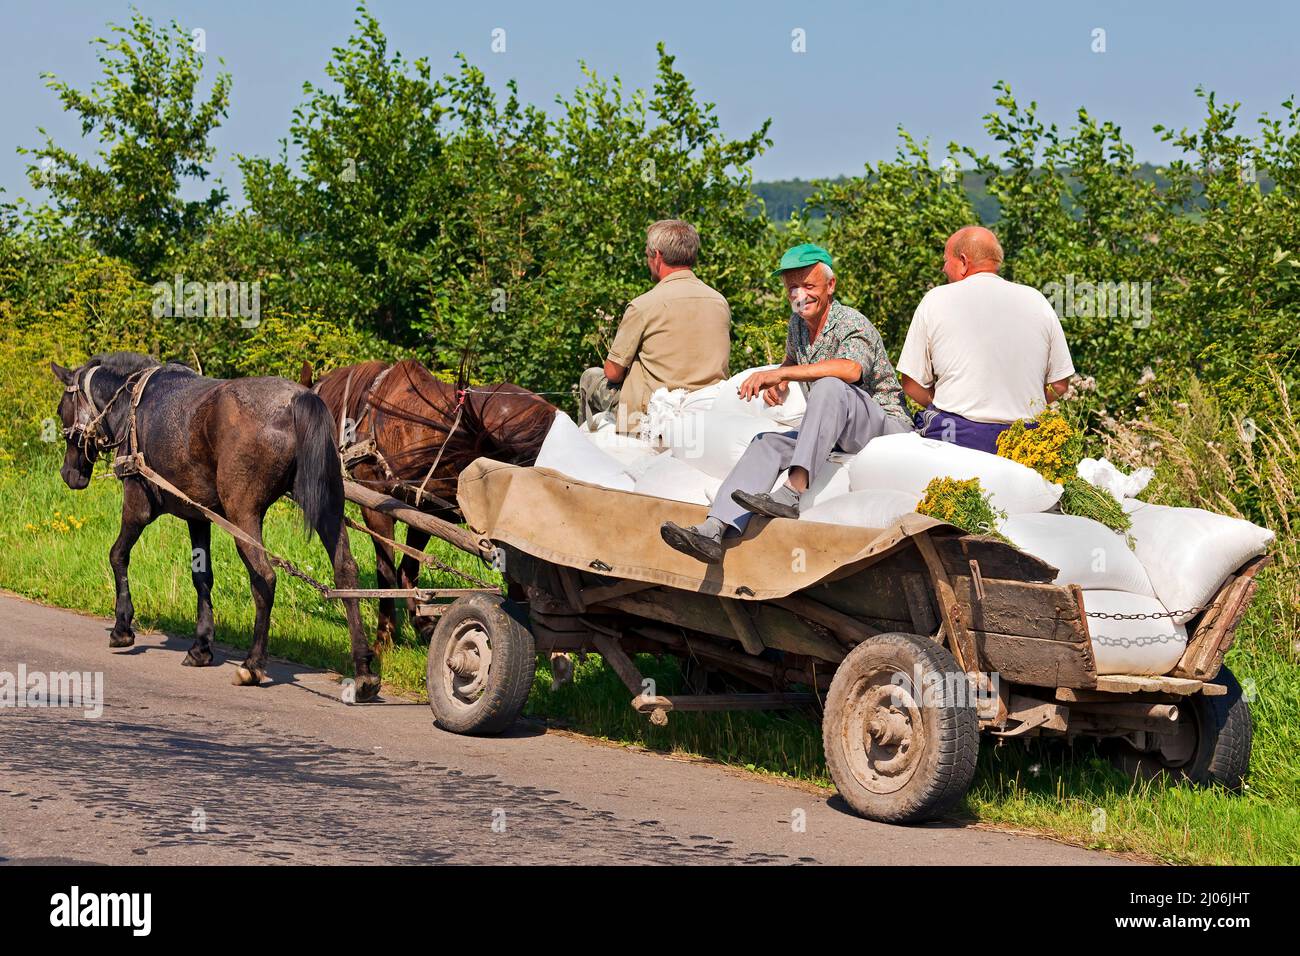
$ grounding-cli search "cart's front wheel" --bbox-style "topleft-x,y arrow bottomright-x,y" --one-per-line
427,593 -> 536,735
823,632 -> 979,823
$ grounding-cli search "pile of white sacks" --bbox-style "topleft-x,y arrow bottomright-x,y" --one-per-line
536,366 -> 1273,677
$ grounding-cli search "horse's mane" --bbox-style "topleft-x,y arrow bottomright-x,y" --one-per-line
368,359 -> 556,476
314,360 -> 391,426
85,352 -> 162,376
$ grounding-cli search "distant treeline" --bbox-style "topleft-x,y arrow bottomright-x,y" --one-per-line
752,164 -> 1273,223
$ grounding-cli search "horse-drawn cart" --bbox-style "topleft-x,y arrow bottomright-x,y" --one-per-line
344,459 -> 1264,824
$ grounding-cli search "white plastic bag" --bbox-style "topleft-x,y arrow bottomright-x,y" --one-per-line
1076,457 -> 1154,499
1121,499 -> 1274,623
848,431 -> 1063,515
999,513 -> 1155,595
633,453 -> 722,505
1081,590 -> 1188,676
667,412 -> 783,479
638,384 -> 726,443
800,489 -> 919,529
534,411 -> 635,491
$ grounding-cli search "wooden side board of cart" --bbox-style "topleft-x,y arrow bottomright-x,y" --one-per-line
341,478 -> 1267,825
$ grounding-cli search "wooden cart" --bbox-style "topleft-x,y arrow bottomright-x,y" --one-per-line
344,471 -> 1266,825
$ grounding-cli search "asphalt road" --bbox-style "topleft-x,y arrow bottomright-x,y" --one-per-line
0,593 -> 1123,865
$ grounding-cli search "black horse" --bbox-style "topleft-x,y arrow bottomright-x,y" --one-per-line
50,352 -> 380,700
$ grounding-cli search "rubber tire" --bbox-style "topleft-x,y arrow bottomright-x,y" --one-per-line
427,593 -> 536,736
1110,665 -> 1252,789
823,632 -> 980,824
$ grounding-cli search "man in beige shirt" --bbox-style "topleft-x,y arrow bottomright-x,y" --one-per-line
579,220 -> 731,433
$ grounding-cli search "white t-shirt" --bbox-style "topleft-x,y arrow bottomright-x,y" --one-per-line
897,272 -> 1075,424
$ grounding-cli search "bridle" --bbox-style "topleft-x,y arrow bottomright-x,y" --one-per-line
61,365 -> 150,461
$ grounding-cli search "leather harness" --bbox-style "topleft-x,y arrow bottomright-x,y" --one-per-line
316,363 -> 464,512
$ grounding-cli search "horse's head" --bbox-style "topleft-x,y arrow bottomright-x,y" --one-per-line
50,360 -> 100,489
49,353 -> 159,489
463,385 -> 558,466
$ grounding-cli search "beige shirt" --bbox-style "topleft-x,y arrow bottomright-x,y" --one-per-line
607,269 -> 731,430
897,272 -> 1075,424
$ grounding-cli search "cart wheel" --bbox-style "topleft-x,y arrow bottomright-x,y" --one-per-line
1109,665 -> 1252,789
823,632 -> 979,824
427,593 -> 536,735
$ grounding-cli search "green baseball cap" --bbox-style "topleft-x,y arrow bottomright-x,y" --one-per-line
772,242 -> 833,278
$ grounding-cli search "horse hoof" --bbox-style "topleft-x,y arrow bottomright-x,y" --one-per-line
354,674 -> 382,702
182,649 -> 214,667
108,631 -> 135,649
232,665 -> 265,686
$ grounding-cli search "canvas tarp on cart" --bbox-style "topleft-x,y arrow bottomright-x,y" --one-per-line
457,458 -> 948,601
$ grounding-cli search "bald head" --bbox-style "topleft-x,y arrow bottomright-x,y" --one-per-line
943,226 -> 1003,282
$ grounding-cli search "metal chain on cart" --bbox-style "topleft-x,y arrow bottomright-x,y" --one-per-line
1085,603 -> 1219,621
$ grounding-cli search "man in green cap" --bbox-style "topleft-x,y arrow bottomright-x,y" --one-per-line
661,243 -> 913,563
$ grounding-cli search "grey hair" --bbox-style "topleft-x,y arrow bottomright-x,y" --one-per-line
646,220 -> 700,267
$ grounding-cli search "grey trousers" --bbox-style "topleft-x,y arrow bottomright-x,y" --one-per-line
709,377 -> 912,531
578,366 -> 621,429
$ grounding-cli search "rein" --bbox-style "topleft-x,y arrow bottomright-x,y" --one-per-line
411,388 -> 467,508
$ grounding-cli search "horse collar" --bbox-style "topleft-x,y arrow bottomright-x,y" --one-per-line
79,365 -> 101,411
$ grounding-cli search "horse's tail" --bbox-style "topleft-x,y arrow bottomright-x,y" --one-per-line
291,389 -> 344,542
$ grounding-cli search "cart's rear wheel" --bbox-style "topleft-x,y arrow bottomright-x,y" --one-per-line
427,593 -> 536,735
1108,665 -> 1252,789
823,632 -> 979,823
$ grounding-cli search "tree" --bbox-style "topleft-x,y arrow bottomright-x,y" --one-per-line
20,12 -> 230,277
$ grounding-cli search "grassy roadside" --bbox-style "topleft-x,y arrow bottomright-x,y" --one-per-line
1,456 -> 1296,864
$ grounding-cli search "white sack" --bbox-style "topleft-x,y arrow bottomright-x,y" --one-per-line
999,512 -> 1155,596
848,431 -> 1063,515
633,453 -> 722,505
620,448 -> 667,482
583,420 -> 658,470
578,410 -> 614,433
1077,457 -> 1154,499
667,412 -> 781,479
534,411 -> 634,491
1121,498 -> 1274,623
1081,590 -> 1188,676
681,382 -> 724,413
800,489 -> 919,529
712,364 -> 807,426
773,459 -> 851,508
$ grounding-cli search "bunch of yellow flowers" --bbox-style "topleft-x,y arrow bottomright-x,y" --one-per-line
995,410 -> 1083,484
915,476 -> 1007,541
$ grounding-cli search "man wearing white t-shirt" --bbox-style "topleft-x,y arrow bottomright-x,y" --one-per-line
896,226 -> 1075,454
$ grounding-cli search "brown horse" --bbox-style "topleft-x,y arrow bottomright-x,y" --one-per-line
307,359 -> 556,643
51,352 -> 381,700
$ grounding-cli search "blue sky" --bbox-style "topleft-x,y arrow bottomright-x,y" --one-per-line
2,0 -> 1297,205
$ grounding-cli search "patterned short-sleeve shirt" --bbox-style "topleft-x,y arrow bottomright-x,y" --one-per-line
785,300 -> 910,425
